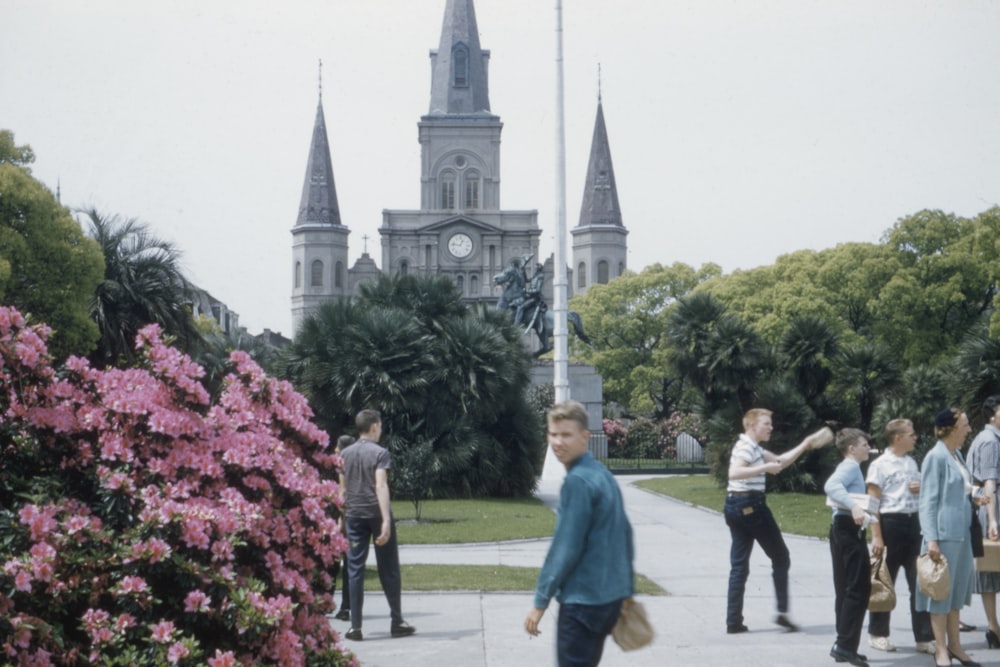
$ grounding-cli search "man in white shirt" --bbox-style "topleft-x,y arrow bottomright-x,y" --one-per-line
865,418 -> 934,655
724,408 -> 831,634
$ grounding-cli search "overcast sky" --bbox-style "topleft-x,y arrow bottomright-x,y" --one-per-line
3,0 -> 999,337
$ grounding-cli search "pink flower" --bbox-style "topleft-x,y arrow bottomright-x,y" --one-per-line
117,576 -> 148,595
150,620 -> 175,643
183,590 -> 210,613
207,651 -> 237,667
167,642 -> 190,663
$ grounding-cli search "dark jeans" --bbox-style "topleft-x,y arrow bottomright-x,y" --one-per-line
830,515 -> 872,653
338,556 -> 350,610
346,515 -> 402,629
556,600 -> 623,667
725,493 -> 790,627
868,513 -> 933,642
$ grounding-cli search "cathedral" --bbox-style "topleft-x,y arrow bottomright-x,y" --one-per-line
290,0 -> 628,333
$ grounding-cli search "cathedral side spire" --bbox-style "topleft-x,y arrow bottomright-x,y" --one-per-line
576,96 -> 623,228
428,0 -> 491,115
295,93 -> 342,227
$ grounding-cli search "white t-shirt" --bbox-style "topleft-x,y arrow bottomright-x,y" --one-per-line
728,434 -> 766,493
865,449 -> 919,514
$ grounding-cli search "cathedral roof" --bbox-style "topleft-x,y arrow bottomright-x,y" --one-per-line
428,0 -> 492,115
296,99 -> 343,227
576,98 -> 624,228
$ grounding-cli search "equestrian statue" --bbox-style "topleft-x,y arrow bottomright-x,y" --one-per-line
492,254 -> 590,358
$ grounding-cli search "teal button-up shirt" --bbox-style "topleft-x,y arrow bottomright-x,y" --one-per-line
533,452 -> 635,609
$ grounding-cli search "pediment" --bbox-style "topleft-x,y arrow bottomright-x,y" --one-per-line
419,215 -> 501,234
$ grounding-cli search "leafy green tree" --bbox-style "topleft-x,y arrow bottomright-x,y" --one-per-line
873,363 -> 951,462
780,314 -> 839,418
0,131 -> 104,359
279,274 -> 543,498
952,326 -> 1000,428
569,262 -> 720,416
81,208 -> 201,367
831,340 -> 900,433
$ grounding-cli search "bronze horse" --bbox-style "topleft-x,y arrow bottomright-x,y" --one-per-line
492,260 -> 590,358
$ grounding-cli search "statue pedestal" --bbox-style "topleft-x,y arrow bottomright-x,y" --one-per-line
530,361 -> 604,482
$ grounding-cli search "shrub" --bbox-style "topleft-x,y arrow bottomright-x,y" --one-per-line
0,307 -> 356,666
604,412 -> 707,460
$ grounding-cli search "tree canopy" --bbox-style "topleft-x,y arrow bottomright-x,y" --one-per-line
0,131 -> 104,359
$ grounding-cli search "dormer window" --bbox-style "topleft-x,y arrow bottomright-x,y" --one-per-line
452,43 -> 469,87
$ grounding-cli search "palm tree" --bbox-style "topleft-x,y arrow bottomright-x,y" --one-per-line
780,314 -> 839,417
833,340 -> 900,433
81,208 -> 200,367
278,274 -> 542,498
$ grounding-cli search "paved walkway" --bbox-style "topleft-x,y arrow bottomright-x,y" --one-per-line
336,475 -> 1000,666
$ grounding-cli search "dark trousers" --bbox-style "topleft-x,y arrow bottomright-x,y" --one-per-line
338,556 -> 351,610
346,515 -> 403,629
830,515 -> 872,653
556,600 -> 623,667
724,493 -> 791,627
868,513 -> 933,642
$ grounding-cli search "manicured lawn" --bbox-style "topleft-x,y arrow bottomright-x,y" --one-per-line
360,565 -> 666,595
393,497 -> 556,544
633,475 -> 832,539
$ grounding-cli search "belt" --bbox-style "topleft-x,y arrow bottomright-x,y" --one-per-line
727,491 -> 764,497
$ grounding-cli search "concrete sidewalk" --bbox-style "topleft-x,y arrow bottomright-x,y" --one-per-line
337,476 -> 1000,666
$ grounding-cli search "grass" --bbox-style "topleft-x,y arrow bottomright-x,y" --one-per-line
347,496 -> 668,595
360,565 -> 666,595
633,475 -> 832,539
393,497 -> 556,544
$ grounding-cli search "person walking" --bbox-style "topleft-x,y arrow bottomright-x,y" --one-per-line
340,409 -> 415,641
524,400 -> 635,667
724,408 -> 832,634
917,408 -> 983,667
825,428 -> 874,667
966,396 -> 1000,649
865,418 -> 935,654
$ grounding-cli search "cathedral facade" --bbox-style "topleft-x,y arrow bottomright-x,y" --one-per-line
291,0 -> 628,333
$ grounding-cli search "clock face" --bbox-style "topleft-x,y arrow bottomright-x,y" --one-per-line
448,232 -> 473,258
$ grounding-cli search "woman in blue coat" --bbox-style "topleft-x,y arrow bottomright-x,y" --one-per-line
917,408 -> 985,667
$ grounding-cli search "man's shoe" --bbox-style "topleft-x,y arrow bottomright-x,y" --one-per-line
960,621 -> 977,632
774,614 -> 799,632
726,624 -> 749,634
830,644 -> 869,667
390,621 -> 416,638
344,628 -> 363,641
915,641 -> 936,655
868,635 -> 896,652
334,609 -> 350,622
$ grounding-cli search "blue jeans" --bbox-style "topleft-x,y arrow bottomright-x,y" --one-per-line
724,493 -> 790,627
345,515 -> 402,629
556,600 -> 623,667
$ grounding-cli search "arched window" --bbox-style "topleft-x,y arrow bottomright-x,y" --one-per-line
578,262 -> 587,288
452,43 -> 469,87
618,262 -> 625,277
335,261 -> 344,288
597,260 -> 609,284
311,260 -> 323,288
441,171 -> 456,209
470,274 -> 479,295
294,261 -> 302,288
400,260 -> 409,276
456,275 -> 465,293
464,171 -> 479,209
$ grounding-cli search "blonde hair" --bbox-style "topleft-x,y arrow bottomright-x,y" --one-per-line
883,418 -> 912,445
547,400 -> 589,431
743,408 -> 773,432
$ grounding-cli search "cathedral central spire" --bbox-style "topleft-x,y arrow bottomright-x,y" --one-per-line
428,0 -> 491,115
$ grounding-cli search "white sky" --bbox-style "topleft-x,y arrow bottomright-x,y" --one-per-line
2,0 -> 999,337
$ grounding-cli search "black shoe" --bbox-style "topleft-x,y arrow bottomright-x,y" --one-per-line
345,628 -> 363,641
726,624 -> 749,634
830,644 -> 869,667
948,649 -> 981,667
391,621 -> 416,638
988,629 -> 1000,649
960,621 -> 977,632
774,614 -> 799,632
334,609 -> 350,622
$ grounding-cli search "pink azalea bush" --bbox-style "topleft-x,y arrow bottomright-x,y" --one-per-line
0,307 -> 357,666
604,413 -> 707,460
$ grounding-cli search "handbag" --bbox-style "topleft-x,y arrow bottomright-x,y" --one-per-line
917,552 -> 950,601
611,598 -> 655,651
868,548 -> 896,612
